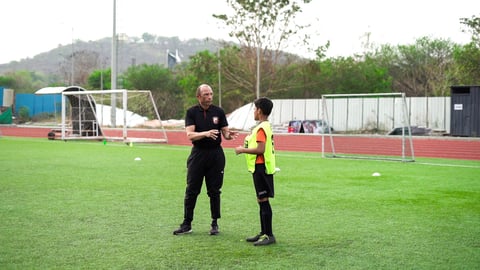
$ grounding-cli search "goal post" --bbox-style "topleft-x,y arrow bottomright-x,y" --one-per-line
321,92 -> 415,162
60,89 -> 168,143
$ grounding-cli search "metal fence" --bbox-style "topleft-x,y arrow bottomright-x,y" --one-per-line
3,89 -> 451,134
264,96 -> 450,133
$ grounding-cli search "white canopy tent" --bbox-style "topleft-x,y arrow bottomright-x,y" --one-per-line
226,99 -> 322,131
226,102 -> 257,131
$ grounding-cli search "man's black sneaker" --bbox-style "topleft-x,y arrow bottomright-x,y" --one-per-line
253,234 -> 276,246
246,233 -> 262,242
173,224 -> 192,235
209,224 -> 219,235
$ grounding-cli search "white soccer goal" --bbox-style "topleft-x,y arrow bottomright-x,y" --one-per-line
321,93 -> 415,162
59,89 -> 168,143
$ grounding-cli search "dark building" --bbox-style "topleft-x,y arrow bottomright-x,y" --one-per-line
450,85 -> 480,137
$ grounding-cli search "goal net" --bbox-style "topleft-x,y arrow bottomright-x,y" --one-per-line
59,89 -> 168,143
321,93 -> 415,162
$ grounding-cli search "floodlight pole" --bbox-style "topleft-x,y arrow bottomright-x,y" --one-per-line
111,0 -> 117,90
255,3 -> 260,99
111,0 -> 117,128
256,45 -> 260,99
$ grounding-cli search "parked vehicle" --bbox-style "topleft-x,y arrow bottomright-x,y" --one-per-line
387,126 -> 432,136
287,120 -> 334,134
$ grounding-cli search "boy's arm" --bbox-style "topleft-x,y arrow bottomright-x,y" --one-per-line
235,128 -> 265,155
235,141 -> 265,155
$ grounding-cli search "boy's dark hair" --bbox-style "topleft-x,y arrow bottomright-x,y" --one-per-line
254,97 -> 273,116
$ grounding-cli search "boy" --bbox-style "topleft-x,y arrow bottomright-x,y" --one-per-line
235,97 -> 276,246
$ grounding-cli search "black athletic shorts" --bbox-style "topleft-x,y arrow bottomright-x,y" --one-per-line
253,164 -> 274,199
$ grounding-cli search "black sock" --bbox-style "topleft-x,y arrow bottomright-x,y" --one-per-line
258,208 -> 264,234
259,201 -> 273,236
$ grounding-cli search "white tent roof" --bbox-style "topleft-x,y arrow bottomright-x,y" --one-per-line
95,104 -> 148,127
35,86 -> 86,95
226,99 -> 326,131
227,102 -> 257,131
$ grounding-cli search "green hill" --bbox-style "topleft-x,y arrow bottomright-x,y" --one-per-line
0,36 -> 220,75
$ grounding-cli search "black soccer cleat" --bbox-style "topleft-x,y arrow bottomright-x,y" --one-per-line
173,224 -> 192,235
209,224 -> 219,235
253,234 -> 276,246
246,233 -> 262,242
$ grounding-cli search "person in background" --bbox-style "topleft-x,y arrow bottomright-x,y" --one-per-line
173,84 -> 238,236
235,97 -> 276,246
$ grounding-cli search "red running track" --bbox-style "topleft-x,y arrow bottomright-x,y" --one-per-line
1,125 -> 479,160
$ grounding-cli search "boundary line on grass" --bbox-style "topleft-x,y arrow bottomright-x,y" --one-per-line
414,162 -> 480,169
277,152 -> 480,169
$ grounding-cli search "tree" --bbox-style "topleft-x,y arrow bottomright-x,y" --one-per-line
122,64 -> 183,119
460,15 -> 480,46
177,50 -> 219,109
87,68 -> 111,90
0,76 -> 15,89
59,50 -> 100,87
377,37 -> 456,96
213,0 -> 313,100
272,58 -> 322,98
452,42 -> 480,85
455,15 -> 480,85
1,71 -> 48,93
141,33 -> 156,43
176,48 -> 246,113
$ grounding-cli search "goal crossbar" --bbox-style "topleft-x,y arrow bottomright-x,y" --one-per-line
322,92 -> 405,98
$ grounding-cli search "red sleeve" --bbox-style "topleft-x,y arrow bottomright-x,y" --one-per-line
255,128 -> 266,164
257,128 -> 266,143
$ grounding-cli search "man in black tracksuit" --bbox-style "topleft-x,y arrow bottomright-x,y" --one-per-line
173,84 -> 238,236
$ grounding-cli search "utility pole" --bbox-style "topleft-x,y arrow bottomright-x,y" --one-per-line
217,48 -> 222,107
71,27 -> 74,85
256,2 -> 260,99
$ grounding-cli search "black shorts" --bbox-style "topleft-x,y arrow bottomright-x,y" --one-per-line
253,164 -> 274,199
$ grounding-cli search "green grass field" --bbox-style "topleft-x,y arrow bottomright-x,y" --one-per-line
1,137 -> 479,269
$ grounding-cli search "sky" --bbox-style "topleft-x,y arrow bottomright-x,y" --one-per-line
0,0 -> 478,65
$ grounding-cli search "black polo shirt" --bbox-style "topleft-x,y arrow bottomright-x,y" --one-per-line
185,104 -> 228,148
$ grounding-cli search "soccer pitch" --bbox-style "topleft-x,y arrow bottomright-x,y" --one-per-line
1,137 -> 479,269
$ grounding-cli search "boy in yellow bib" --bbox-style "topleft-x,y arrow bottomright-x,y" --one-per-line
235,97 -> 276,246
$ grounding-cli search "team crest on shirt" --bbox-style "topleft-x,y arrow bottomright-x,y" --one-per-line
213,116 -> 219,124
